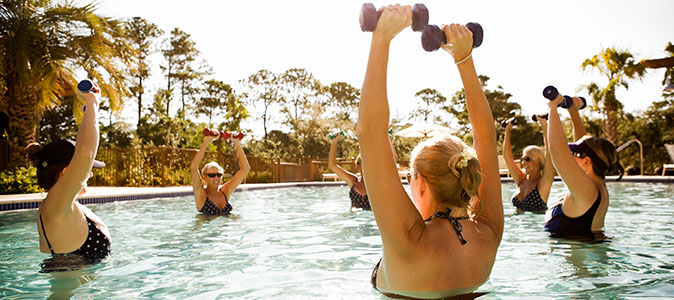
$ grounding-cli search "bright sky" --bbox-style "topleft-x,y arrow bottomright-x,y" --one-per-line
95,0 -> 673,137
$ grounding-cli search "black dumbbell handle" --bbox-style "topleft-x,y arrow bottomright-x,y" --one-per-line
421,22 -> 483,52
532,114 -> 549,122
360,3 -> 429,32
543,85 -> 587,109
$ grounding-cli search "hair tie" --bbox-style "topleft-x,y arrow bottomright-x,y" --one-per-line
455,148 -> 477,169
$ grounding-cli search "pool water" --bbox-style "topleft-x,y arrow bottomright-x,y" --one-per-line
1,182 -> 673,299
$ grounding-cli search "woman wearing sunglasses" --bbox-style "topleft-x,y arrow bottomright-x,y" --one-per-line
190,133 -> 250,215
544,94 -> 622,239
328,132 -> 371,211
503,117 -> 554,214
358,5 -> 503,297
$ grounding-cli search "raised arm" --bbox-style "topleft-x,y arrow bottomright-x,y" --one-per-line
537,118 -> 555,201
503,123 -> 525,184
443,24 -> 503,237
547,96 -> 598,206
357,5 -> 421,252
42,88 -> 100,215
191,136 -> 217,209
568,97 -> 587,141
328,134 -> 357,186
221,138 -> 250,197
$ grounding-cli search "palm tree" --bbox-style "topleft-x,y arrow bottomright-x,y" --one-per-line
0,0 -> 133,168
581,47 -> 647,143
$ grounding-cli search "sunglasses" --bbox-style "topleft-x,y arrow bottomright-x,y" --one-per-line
521,156 -> 532,162
205,173 -> 223,178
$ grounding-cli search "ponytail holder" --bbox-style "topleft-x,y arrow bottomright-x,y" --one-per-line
456,148 -> 477,169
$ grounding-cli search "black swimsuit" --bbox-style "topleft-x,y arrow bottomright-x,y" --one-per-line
39,213 -> 111,271
349,184 -> 371,210
200,190 -> 232,215
371,208 -> 468,293
512,186 -> 548,212
545,193 -> 601,238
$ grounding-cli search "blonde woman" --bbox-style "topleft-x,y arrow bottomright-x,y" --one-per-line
328,132 -> 370,210
503,117 -> 554,214
358,5 -> 503,298
190,133 -> 250,215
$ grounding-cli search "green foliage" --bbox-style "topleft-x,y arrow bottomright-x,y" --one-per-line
247,171 -> 273,183
0,167 -> 42,194
39,95 -> 78,143
412,88 -> 447,123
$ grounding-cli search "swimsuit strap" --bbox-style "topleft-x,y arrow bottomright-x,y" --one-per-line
39,214 -> 55,255
424,208 -> 469,245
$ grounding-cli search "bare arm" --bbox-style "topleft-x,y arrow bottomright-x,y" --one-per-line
547,97 -> 598,206
191,136 -> 217,209
42,89 -> 100,216
222,138 -> 250,197
503,123 -> 525,184
443,24 -> 503,239
537,118 -> 555,202
357,5 -> 421,253
327,135 -> 357,186
568,97 -> 587,140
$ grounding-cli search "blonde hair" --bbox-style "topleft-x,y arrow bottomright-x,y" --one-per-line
410,135 -> 482,218
201,162 -> 224,175
523,145 -> 545,175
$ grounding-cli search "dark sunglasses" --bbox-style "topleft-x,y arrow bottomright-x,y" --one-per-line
521,156 -> 532,162
205,173 -> 223,178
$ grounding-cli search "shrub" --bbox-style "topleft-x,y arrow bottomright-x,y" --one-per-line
0,167 -> 43,194
246,171 -> 273,183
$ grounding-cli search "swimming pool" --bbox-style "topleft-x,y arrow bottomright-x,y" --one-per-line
0,182 -> 673,299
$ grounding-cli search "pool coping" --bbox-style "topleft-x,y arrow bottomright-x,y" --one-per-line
1,176 -> 672,212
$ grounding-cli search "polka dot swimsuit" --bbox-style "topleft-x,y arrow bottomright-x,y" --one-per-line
200,190 -> 232,215
512,186 -> 548,212
349,184 -> 371,210
39,213 -> 111,262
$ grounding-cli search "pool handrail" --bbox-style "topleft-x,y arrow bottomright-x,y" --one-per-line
616,138 -> 643,176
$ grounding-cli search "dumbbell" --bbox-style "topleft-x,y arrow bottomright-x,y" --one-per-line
531,114 -> 549,122
77,79 -> 100,93
328,130 -> 346,140
360,3 -> 429,32
230,132 -> 245,140
219,131 -> 231,139
421,22 -> 483,52
500,117 -> 517,128
542,86 -> 587,109
203,128 -> 220,137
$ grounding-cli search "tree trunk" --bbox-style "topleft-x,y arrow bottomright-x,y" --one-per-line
6,92 -> 39,169
137,76 -> 143,127
605,108 -> 619,145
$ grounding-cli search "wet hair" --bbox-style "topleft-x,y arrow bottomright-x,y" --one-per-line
577,136 -> 624,180
523,145 -> 545,175
201,161 -> 224,175
26,143 -> 66,190
410,135 -> 482,218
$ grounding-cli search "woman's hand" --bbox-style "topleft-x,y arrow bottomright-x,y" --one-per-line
568,97 -> 585,112
203,135 -> 218,144
372,4 -> 412,41
441,23 -> 473,63
548,94 -> 564,109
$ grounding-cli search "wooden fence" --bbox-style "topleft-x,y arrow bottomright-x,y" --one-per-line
87,147 -> 374,186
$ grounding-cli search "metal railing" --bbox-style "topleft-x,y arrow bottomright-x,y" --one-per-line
617,138 -> 643,176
